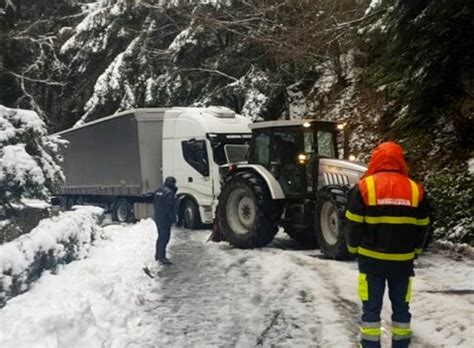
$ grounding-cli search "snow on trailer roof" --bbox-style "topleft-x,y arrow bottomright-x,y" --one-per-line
249,119 -> 341,130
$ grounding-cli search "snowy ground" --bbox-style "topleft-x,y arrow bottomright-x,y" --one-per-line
0,220 -> 473,347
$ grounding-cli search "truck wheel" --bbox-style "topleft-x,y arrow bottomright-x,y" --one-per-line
315,187 -> 352,260
74,196 -> 86,206
59,196 -> 72,211
112,199 -> 132,223
183,199 -> 202,230
217,171 -> 282,248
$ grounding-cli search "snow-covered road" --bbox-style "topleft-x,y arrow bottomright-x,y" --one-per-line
0,220 -> 473,347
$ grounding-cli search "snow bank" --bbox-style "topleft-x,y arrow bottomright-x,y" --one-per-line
431,240 -> 474,260
0,206 -> 104,306
20,198 -> 51,209
0,220 -> 160,347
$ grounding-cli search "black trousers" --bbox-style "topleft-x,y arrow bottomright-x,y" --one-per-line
155,223 -> 171,261
359,272 -> 412,348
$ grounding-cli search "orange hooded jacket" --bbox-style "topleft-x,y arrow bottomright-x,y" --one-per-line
344,142 -> 430,276
359,142 -> 423,208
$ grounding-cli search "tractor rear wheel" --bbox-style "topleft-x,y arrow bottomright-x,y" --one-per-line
217,171 -> 282,248
315,187 -> 352,260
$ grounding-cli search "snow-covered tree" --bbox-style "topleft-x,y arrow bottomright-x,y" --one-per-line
0,105 -> 64,212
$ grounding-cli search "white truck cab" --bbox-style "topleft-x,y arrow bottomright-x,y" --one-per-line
163,107 -> 251,227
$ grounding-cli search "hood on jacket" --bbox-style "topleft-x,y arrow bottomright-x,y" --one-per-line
164,176 -> 177,191
365,142 -> 409,177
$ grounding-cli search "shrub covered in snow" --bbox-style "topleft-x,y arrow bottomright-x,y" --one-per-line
0,206 -> 104,306
0,202 -> 51,243
0,106 -> 64,213
425,166 -> 473,245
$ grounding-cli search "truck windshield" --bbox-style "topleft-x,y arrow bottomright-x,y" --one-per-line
224,144 -> 250,163
207,133 -> 252,165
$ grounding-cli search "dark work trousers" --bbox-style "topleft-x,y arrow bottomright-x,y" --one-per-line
155,223 -> 171,261
359,273 -> 412,348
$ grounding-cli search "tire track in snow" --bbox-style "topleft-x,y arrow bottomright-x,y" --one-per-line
288,253 -> 361,346
152,230 -> 336,347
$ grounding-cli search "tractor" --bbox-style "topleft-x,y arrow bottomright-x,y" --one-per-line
216,120 -> 366,259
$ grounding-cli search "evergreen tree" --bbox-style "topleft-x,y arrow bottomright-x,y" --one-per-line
0,105 -> 64,213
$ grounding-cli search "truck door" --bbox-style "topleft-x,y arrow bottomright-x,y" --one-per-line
180,138 -> 213,202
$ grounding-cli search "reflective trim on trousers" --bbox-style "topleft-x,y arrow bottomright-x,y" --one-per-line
392,321 -> 412,340
361,329 -> 381,342
361,322 -> 381,342
392,329 -> 413,340
362,321 -> 381,328
405,277 -> 413,302
358,273 -> 369,301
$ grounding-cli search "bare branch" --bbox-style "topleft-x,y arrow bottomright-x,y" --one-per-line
179,68 -> 240,82
4,71 -> 66,86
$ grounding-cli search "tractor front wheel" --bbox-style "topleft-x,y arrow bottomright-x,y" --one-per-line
217,171 -> 282,248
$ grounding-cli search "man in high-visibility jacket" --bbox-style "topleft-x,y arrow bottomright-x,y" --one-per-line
344,142 -> 430,348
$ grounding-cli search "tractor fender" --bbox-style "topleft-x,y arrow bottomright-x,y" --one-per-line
232,164 -> 286,200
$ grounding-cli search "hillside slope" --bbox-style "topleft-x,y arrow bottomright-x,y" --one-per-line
1,0 -> 472,243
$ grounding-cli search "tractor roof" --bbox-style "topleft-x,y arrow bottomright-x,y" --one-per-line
249,119 -> 340,130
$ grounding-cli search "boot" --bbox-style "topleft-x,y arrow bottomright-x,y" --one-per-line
158,258 -> 172,265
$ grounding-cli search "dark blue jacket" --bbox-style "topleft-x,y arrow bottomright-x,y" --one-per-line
153,177 -> 177,226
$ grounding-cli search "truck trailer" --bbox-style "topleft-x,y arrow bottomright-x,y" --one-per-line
55,107 -> 251,226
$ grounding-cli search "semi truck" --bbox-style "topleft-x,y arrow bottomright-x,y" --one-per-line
54,106 -> 252,226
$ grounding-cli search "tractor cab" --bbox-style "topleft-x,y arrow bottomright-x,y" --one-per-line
249,120 -> 343,198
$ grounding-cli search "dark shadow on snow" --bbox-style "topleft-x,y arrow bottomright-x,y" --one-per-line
422,289 -> 474,295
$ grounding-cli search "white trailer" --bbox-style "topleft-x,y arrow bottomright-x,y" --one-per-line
55,106 -> 251,226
